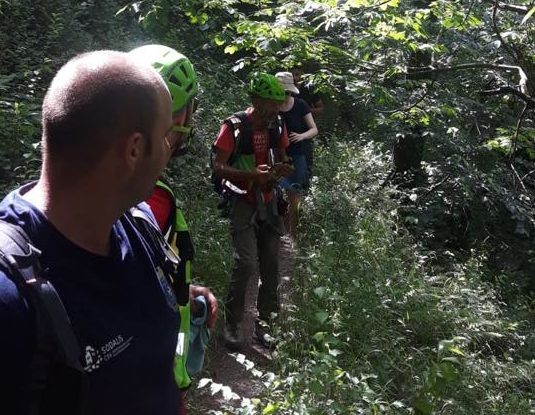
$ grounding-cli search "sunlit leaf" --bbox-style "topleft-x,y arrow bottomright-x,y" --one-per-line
224,45 -> 239,54
521,6 -> 535,24
315,311 -> 329,324
262,403 -> 279,414
313,286 -> 327,298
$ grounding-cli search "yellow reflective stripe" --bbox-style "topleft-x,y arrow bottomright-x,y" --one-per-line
156,179 -> 194,389
174,303 -> 192,389
156,179 -> 173,194
185,261 -> 192,284
175,209 -> 189,231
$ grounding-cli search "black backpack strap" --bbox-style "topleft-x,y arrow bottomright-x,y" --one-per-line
130,207 -> 180,266
268,115 -> 283,150
130,207 -> 189,306
0,220 -> 87,414
224,111 -> 254,159
233,111 -> 252,154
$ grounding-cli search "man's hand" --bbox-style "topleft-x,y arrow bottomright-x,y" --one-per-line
253,164 -> 272,187
270,162 -> 294,179
289,132 -> 306,143
189,285 -> 218,329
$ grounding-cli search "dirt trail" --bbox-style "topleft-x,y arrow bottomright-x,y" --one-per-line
190,237 -> 295,413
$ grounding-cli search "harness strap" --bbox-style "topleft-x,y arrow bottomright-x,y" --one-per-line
0,222 -> 84,370
130,207 -> 190,306
130,207 -> 194,389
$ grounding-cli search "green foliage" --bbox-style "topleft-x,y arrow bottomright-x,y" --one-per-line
485,127 -> 535,160
188,132 -> 535,414
2,1 -> 535,414
0,0 -> 145,191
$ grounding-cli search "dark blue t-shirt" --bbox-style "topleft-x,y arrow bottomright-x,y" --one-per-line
0,184 -> 180,414
280,97 -> 312,158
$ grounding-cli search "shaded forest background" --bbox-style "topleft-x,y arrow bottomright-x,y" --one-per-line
1,0 -> 534,413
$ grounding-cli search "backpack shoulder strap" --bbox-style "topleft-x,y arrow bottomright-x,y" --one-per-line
0,220 -> 87,414
130,207 -> 188,306
0,221 -> 83,371
129,206 -> 179,265
268,115 -> 283,149
224,111 -> 253,157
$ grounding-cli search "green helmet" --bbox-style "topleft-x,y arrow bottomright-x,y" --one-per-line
130,44 -> 198,113
249,72 -> 285,102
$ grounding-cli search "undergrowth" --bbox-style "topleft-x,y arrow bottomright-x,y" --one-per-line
186,130 -> 535,414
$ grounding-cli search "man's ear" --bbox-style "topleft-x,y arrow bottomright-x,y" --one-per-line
122,132 -> 145,169
172,106 -> 188,126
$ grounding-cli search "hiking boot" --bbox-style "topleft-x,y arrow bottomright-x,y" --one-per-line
254,319 -> 277,349
222,323 -> 243,351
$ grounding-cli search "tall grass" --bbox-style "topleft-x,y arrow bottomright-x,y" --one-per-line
259,136 -> 535,414
182,135 -> 535,414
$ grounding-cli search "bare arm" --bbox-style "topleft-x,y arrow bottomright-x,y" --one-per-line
212,148 -> 272,187
288,113 -> 318,143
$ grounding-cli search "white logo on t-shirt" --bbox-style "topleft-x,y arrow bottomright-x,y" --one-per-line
83,335 -> 133,372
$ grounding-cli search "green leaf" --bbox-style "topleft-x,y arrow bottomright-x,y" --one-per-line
438,339 -> 454,354
413,396 -> 433,415
347,0 -> 369,7
388,31 -> 406,41
437,361 -> 459,381
313,286 -> 327,298
329,348 -> 343,357
448,346 -> 465,356
224,45 -> 239,54
315,310 -> 329,324
262,403 -> 279,414
441,356 -> 461,365
380,0 -> 400,10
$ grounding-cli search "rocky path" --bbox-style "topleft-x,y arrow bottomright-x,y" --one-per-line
190,237 -> 295,414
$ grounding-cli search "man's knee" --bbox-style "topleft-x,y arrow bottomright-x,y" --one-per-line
232,250 -> 257,276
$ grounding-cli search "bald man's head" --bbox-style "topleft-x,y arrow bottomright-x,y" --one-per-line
42,50 -> 169,170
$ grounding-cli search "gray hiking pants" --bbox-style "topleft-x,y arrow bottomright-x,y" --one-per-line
225,197 -> 284,325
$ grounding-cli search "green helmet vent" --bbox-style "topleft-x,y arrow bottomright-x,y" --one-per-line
130,44 -> 198,113
249,72 -> 285,102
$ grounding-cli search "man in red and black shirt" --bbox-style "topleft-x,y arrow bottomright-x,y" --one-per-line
212,73 -> 293,350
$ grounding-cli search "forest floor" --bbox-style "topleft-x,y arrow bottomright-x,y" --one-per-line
190,235 -> 296,413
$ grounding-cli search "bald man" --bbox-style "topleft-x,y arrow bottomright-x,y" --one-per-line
0,51 -> 182,414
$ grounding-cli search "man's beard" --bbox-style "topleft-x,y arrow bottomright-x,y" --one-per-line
257,108 -> 277,128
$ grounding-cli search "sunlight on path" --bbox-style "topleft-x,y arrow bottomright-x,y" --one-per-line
190,235 -> 297,414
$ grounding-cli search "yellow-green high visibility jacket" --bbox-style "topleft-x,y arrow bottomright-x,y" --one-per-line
155,179 -> 195,390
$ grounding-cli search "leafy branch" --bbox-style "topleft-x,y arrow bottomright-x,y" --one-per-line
401,63 -> 534,106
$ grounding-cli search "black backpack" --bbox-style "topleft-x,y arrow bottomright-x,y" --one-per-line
210,111 -> 283,197
0,221 -> 88,415
0,211 -> 183,414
